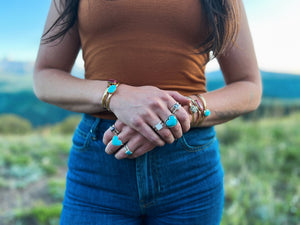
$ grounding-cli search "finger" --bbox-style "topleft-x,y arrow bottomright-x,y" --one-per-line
166,93 -> 191,133
163,114 -> 182,140
105,124 -> 132,155
114,135 -> 144,160
147,100 -> 178,143
145,108 -> 176,144
172,104 -> 191,133
102,120 -> 123,145
151,119 -> 175,144
129,142 -> 156,159
162,100 -> 185,140
130,114 -> 165,146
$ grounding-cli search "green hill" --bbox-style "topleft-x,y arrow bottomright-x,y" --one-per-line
206,70 -> 300,99
1,60 -> 300,126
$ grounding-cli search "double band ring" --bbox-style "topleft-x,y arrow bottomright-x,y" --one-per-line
165,115 -> 178,128
170,102 -> 181,114
154,121 -> 164,132
110,125 -> 120,135
124,144 -> 133,155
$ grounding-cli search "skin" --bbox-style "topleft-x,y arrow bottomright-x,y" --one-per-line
34,0 -> 262,160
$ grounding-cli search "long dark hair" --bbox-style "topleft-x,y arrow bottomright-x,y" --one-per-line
42,0 -> 240,57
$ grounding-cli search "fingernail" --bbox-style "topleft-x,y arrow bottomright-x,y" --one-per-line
115,154 -> 122,160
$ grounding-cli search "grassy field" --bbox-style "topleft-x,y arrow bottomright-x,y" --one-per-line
0,113 -> 299,225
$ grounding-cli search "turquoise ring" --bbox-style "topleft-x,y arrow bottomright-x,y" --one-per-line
124,145 -> 133,155
165,115 -> 178,128
112,135 -> 122,146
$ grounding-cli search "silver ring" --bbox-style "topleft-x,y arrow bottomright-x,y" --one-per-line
110,125 -> 120,135
170,102 -> 181,114
154,121 -> 164,132
124,144 -> 133,155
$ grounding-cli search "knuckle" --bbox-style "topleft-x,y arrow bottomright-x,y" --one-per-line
131,117 -> 143,128
151,136 -> 164,146
149,100 -> 163,110
160,131 -> 174,144
177,111 -> 189,122
172,124 -> 182,133
122,126 -> 134,136
159,92 -> 170,101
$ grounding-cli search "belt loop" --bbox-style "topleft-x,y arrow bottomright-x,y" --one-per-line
90,118 -> 101,141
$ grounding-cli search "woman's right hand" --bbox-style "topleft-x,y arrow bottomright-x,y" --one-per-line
109,84 -> 191,146
103,120 -> 156,160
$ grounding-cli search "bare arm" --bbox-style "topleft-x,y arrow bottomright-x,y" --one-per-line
195,0 -> 262,126
34,0 -> 190,146
33,0 -> 107,113
103,0 -> 262,159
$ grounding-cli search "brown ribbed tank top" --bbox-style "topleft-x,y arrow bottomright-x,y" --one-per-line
78,0 -> 210,119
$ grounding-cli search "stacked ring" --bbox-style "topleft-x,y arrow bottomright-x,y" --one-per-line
170,102 -> 181,114
110,125 -> 120,135
124,144 -> 133,155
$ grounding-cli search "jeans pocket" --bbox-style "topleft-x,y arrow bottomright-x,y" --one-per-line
71,127 -> 92,152
179,127 -> 217,152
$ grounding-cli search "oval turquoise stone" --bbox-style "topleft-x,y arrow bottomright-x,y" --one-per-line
108,85 -> 117,94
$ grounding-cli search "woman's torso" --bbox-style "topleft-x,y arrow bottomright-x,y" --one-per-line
78,0 -> 210,118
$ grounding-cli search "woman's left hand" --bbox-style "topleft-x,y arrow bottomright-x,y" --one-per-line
103,120 -> 156,160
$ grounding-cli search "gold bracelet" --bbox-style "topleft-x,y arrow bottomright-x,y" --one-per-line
194,99 -> 205,126
187,97 -> 201,127
101,88 -> 110,107
196,94 -> 211,124
101,80 -> 119,111
105,83 -> 119,111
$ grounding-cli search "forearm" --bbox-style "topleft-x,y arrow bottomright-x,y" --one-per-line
192,80 -> 262,127
33,68 -> 107,113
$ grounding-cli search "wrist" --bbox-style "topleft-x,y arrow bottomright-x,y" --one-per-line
186,95 -> 211,127
109,83 -> 128,112
101,80 -> 120,111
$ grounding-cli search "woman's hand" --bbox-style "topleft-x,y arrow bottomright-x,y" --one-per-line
103,120 -> 156,160
109,85 -> 191,146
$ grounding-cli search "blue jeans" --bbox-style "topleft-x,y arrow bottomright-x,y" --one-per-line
60,114 -> 224,225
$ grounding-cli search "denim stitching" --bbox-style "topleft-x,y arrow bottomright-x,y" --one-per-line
152,151 -> 161,193
179,136 -> 217,152
72,117 -> 101,152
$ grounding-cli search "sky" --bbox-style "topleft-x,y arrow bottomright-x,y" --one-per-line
0,0 -> 299,74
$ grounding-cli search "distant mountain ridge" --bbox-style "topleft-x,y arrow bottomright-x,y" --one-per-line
206,70 -> 300,99
1,59 -> 300,98
0,58 -> 84,78
0,58 -> 34,75
1,60 -> 299,126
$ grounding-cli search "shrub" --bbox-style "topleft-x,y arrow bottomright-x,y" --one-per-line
51,116 -> 81,134
0,114 -> 32,134
15,203 -> 62,225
